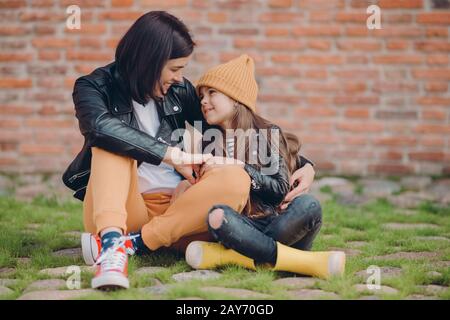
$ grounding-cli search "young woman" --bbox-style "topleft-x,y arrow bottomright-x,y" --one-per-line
65,12 -> 317,290
181,55 -> 345,279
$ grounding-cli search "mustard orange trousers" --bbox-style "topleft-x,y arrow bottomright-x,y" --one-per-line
83,147 -> 250,252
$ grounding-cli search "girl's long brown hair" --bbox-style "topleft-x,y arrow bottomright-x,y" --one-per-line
221,102 -> 301,218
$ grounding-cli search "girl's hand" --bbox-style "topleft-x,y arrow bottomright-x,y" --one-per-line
170,180 -> 192,204
163,146 -> 213,184
198,156 -> 245,178
280,163 -> 315,210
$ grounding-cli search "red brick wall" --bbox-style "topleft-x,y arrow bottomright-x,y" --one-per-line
1,0 -> 449,176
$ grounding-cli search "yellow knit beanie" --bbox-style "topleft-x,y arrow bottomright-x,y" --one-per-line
195,54 -> 258,112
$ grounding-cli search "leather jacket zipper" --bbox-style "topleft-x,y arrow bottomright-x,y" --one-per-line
68,169 -> 90,183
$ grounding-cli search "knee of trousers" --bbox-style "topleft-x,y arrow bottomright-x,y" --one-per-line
289,194 -> 323,225
206,205 -> 237,240
211,166 -> 251,198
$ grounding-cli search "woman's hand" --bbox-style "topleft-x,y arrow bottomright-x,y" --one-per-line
198,156 -> 244,178
170,180 -> 192,204
280,163 -> 315,210
163,146 -> 213,184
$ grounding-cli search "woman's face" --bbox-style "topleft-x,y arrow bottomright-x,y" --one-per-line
155,55 -> 191,97
199,86 -> 236,129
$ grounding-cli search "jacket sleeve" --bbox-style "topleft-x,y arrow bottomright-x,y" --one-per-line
73,76 -> 168,165
296,155 -> 315,169
243,127 -> 290,206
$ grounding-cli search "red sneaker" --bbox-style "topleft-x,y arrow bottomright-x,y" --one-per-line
91,238 -> 130,290
81,233 -> 136,266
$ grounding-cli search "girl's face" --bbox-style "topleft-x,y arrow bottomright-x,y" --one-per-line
199,86 -> 236,129
155,55 -> 191,97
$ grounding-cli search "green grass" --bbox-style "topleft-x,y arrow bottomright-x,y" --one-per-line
0,194 -> 449,300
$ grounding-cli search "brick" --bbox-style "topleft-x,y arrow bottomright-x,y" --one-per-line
32,38 -> 75,48
414,124 -> 450,134
417,13 -> 450,25
65,24 -> 107,35
375,111 -> 417,120
379,0 -> 423,8
259,12 -> 301,23
424,82 -> 448,92
208,12 -> 227,23
141,0 -> 188,6
67,51 -> 113,61
344,108 -> 370,118
265,27 -> 290,37
0,26 -> 28,36
269,0 -> 292,8
0,0 -> 25,8
299,0 -> 344,8
298,55 -> 343,65
337,122 -> 383,132
426,55 -> 450,65
415,41 -> 450,52
0,78 -> 32,89
334,95 -> 379,105
293,26 -> 341,37
100,11 -> 143,21
0,53 -> 32,62
417,97 -> 450,106
60,0 -> 105,7
337,40 -> 381,51
369,164 -> 413,175
422,110 -> 447,121
426,28 -> 448,38
412,69 -> 450,80
20,144 -> 65,155
373,55 -> 423,64
409,152 -> 444,162
111,0 -> 134,6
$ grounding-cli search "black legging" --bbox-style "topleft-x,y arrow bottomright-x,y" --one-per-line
207,194 -> 322,265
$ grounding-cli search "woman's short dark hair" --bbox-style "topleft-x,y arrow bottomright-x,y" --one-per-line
115,11 -> 195,105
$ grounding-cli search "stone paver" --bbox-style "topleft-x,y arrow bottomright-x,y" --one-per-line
176,297 -> 204,300
273,277 -> 317,289
0,268 -> 15,277
354,284 -> 399,295
382,223 -> 439,230
52,248 -> 82,258
406,294 -> 440,300
400,176 -> 432,191
347,241 -> 368,248
371,251 -> 441,261
415,236 -> 449,242
24,279 -> 67,293
17,289 -> 98,300
135,267 -> 165,276
172,270 -> 221,282
39,266 -> 94,277
287,289 -> 340,300
0,286 -> 13,296
360,179 -> 401,198
417,285 -> 448,295
0,279 -> 19,287
200,286 -> 271,299
139,284 -> 174,296
388,192 -> 436,209
429,179 -> 450,201
336,193 -> 371,206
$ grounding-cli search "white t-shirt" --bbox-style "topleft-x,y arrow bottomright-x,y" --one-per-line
132,99 -> 182,194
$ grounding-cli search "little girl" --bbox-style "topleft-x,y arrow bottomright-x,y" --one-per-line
183,54 -> 345,279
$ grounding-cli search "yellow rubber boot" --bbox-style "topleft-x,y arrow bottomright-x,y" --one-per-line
272,242 -> 345,279
185,241 -> 256,270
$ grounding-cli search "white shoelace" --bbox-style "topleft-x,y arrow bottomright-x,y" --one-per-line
95,235 -> 139,271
